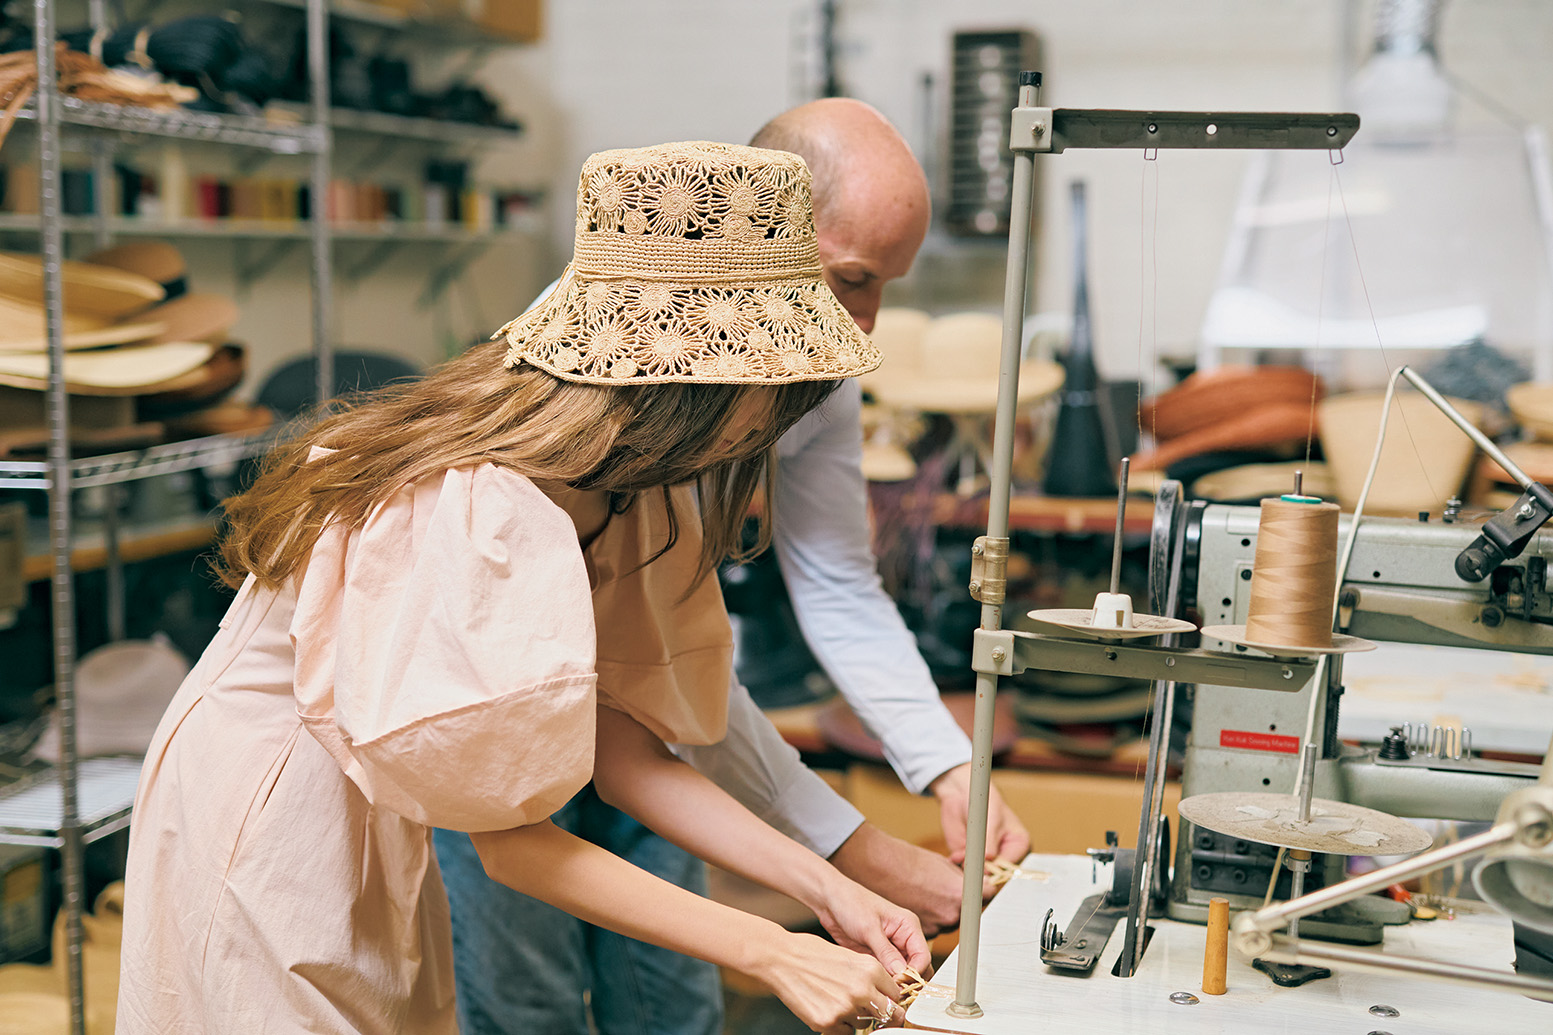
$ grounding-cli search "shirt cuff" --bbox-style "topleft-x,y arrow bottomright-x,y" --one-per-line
879,705 -> 975,796
764,766 -> 865,858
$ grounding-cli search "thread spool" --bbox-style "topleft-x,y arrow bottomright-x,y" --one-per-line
1244,495 -> 1339,650
1203,896 -> 1229,995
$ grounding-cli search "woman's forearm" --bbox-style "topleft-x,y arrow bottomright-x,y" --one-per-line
591,706 -> 841,914
470,820 -> 904,1032
470,820 -> 779,976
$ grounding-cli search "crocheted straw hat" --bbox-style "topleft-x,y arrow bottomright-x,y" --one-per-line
497,141 -> 880,385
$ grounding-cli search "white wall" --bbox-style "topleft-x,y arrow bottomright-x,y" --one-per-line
474,0 -> 1553,388
146,1 -> 1553,395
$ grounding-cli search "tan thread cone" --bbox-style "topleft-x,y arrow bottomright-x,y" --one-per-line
1244,497 -> 1339,649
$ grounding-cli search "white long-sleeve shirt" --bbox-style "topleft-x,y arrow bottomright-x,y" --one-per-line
675,380 -> 972,856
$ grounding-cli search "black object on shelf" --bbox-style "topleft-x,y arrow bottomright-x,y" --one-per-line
1044,180 -> 1117,498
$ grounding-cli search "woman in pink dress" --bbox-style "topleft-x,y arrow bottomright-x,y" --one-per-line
117,142 -> 926,1034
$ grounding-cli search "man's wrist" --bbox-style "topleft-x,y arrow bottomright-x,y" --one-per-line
927,762 -> 971,801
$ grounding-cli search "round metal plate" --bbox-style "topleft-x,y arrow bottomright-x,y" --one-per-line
1178,792 -> 1433,856
1199,624 -> 1376,659
1027,608 -> 1198,641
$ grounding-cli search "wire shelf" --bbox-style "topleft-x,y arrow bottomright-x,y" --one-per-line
0,214 -> 539,242
0,429 -> 281,491
12,97 -> 325,152
0,756 -> 143,848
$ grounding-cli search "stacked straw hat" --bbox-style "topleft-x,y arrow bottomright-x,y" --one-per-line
0,244 -> 256,454
865,311 -> 1064,415
497,140 -> 879,385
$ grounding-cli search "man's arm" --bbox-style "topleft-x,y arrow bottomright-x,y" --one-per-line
773,380 -> 1030,863
674,679 -> 968,933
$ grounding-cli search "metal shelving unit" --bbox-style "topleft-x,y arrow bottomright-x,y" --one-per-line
6,4 -> 330,1033
6,4 -> 533,1027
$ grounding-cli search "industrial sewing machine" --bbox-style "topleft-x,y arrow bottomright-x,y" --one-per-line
1168,497 -> 1552,973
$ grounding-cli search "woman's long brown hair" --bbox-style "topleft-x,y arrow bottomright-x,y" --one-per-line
218,340 -> 837,590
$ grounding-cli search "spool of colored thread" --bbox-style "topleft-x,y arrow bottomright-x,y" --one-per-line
1244,495 -> 1339,649
1203,896 -> 1229,995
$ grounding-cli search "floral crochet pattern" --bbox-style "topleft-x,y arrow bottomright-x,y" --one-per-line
497,141 -> 879,386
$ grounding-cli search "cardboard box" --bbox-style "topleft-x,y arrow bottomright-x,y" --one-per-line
467,0 -> 542,42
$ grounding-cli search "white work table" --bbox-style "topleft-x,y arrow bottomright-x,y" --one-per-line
906,854 -> 1551,1034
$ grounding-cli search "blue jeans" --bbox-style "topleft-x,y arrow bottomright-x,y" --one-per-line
434,785 -> 723,1035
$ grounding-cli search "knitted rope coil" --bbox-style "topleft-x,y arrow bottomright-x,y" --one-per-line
497,141 -> 880,386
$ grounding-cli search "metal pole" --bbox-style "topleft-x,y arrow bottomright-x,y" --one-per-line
949,71 -> 1041,1020
34,3 -> 87,1033
1262,935 -> 1553,999
1235,823 -> 1516,949
1109,458 -> 1130,596
307,0 -> 333,407
1399,366 -> 1529,489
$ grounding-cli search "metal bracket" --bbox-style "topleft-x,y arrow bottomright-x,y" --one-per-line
1009,106 -> 1054,153
970,627 -> 1017,676
235,238 -> 302,293
969,535 -> 1009,604
418,240 -> 491,309
341,240 -> 400,283
1012,630 -> 1315,691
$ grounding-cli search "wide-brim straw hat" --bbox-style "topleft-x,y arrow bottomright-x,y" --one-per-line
859,306 -> 931,395
0,341 -> 215,395
497,141 -> 879,385
1319,390 -> 1483,515
81,240 -> 187,298
142,292 -> 239,346
0,252 -> 166,351
1507,381 -> 1553,442
867,311 -> 1064,414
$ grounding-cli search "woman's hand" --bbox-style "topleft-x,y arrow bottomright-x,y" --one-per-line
808,871 -> 932,979
752,930 -> 903,1033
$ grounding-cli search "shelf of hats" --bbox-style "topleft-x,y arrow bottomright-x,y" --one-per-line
0,4 -> 544,449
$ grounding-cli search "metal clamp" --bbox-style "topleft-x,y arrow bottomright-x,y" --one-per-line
1010,105 -> 1054,153
971,627 -> 1018,676
969,536 -> 1009,604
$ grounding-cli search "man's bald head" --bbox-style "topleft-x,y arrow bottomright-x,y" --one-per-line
751,99 -> 930,332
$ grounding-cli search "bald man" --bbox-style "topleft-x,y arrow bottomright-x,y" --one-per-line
435,100 -> 1029,1035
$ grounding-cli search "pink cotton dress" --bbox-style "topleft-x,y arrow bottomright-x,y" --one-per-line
116,463 -> 732,1034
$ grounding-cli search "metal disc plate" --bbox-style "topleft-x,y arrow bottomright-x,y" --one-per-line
1178,792 -> 1433,856
1026,608 -> 1198,641
1199,624 -> 1375,659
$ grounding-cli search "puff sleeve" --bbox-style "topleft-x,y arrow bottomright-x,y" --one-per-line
290,463 -> 598,832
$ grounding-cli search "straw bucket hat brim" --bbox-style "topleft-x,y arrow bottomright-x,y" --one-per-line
0,252 -> 164,317
498,142 -> 879,386
0,342 -> 216,395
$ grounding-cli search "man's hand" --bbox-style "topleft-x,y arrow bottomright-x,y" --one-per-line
827,823 -> 965,937
929,763 -> 1031,867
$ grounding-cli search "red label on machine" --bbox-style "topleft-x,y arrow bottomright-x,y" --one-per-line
1220,729 -> 1300,754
